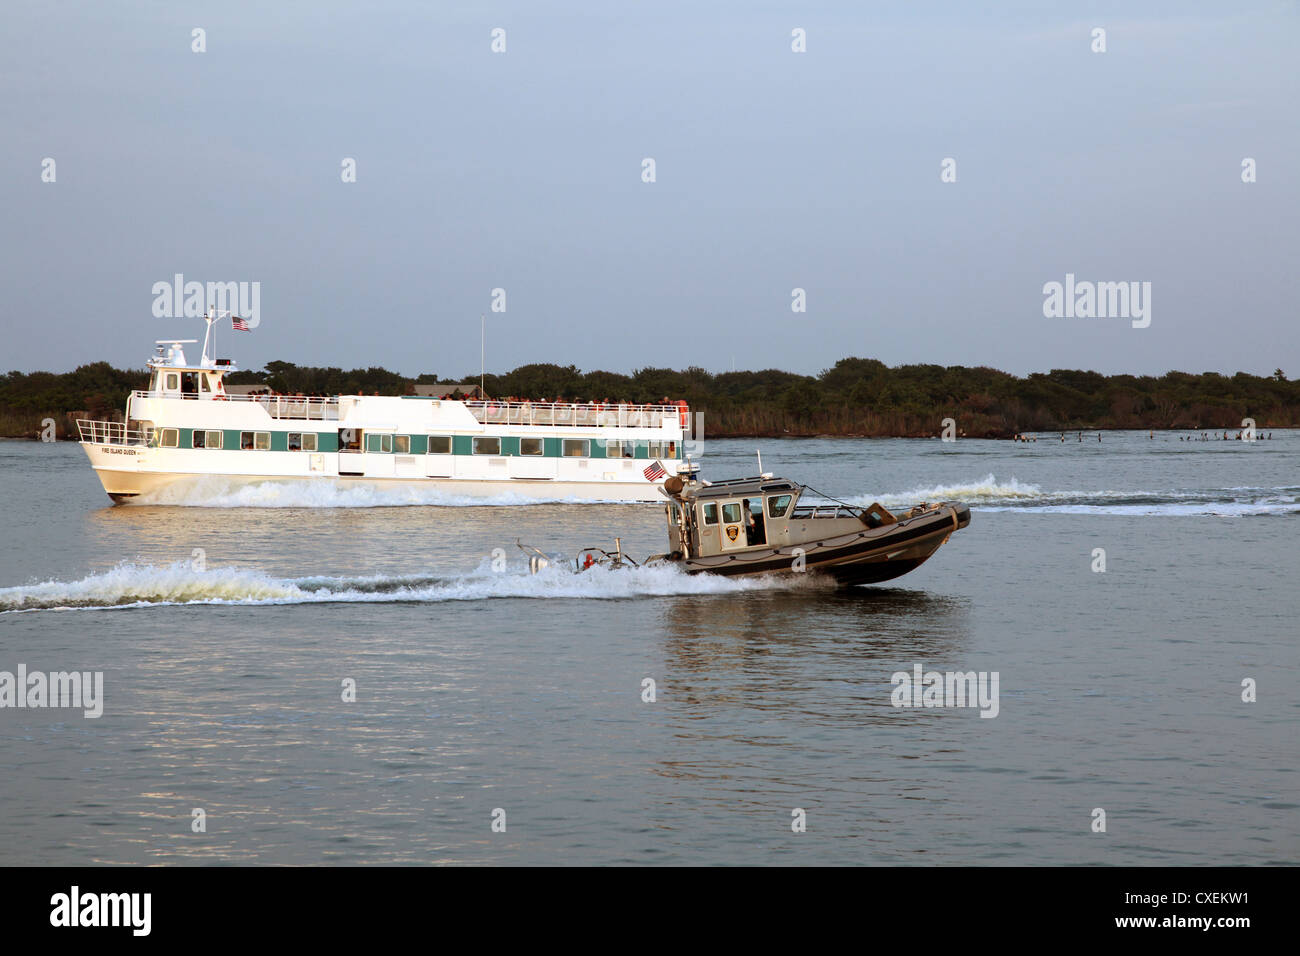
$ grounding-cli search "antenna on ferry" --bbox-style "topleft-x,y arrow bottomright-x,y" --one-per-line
480,313 -> 485,400
199,305 -> 238,368
201,306 -> 217,367
756,448 -> 762,475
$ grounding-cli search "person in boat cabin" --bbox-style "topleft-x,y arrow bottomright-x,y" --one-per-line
742,499 -> 766,547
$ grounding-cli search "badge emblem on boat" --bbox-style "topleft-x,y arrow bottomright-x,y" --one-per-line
726,526 -> 739,541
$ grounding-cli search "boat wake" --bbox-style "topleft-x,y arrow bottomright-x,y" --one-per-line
0,559 -> 812,614
130,477 -> 642,508
839,474 -> 1300,517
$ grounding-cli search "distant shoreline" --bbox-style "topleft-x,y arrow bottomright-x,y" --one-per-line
4,357 -> 1297,440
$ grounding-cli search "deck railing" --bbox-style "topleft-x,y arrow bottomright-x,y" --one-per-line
791,504 -> 861,520
126,391 -> 683,428
462,401 -> 684,429
130,390 -> 340,421
77,419 -> 153,446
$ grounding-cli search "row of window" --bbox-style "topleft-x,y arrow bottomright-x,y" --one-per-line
700,495 -> 794,525
367,435 -> 597,457
160,430 -> 320,451
366,436 -> 675,458
157,429 -> 676,458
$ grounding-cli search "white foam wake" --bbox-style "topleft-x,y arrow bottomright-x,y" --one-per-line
869,474 -> 1045,507
826,473 -> 1298,516
0,560 -> 808,613
824,474 -> 1044,509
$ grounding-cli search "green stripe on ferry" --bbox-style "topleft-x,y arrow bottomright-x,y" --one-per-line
168,429 -> 679,458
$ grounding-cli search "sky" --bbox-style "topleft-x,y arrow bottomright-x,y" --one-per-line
2,1 -> 1297,380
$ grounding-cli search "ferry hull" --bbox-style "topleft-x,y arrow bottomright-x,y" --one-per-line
84,458 -> 667,504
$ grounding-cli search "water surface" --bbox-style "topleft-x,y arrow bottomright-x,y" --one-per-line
1,433 -> 1296,864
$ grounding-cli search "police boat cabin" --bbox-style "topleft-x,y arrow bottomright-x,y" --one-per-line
76,311 -> 689,503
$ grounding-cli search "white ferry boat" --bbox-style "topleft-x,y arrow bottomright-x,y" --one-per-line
77,312 -> 688,503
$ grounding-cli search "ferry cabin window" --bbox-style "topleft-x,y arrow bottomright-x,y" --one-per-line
667,441 -> 677,459
562,439 -> 589,458
290,433 -> 318,452
181,372 -> 198,395
288,432 -> 302,451
255,432 -> 270,451
647,441 -> 663,459
394,435 -> 410,454
767,494 -> 793,518
427,436 -> 452,455
193,429 -> 222,449
722,503 -> 742,523
520,437 -> 543,456
160,428 -> 178,448
338,429 -> 362,451
701,503 -> 719,525
165,373 -> 179,391
200,376 -> 211,393
367,434 -> 394,453
605,440 -> 634,459
473,436 -> 501,455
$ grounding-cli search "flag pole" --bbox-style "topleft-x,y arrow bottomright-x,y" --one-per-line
480,313 -> 485,399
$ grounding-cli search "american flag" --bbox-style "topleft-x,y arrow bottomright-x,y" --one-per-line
643,460 -> 666,481
231,315 -> 250,331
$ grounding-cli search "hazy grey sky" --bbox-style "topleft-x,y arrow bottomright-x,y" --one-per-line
2,1 -> 1297,379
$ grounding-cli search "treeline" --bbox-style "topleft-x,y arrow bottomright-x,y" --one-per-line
3,358 -> 1297,439
0,362 -> 148,441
